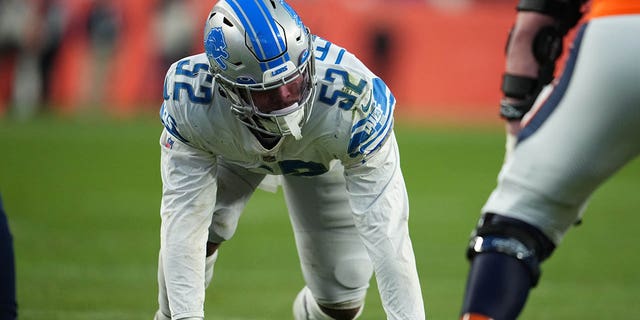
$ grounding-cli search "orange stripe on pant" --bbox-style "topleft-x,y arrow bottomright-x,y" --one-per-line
461,313 -> 494,320
588,0 -> 640,19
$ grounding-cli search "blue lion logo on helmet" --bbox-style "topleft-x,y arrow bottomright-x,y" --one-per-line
205,27 -> 229,70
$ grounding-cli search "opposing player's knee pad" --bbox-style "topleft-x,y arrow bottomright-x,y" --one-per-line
467,213 -> 556,286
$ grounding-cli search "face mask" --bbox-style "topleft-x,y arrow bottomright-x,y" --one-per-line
255,104 -> 305,140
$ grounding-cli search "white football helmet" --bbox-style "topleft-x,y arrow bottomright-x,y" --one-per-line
204,0 -> 316,139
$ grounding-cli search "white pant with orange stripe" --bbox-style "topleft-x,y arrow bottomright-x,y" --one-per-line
483,14 -> 640,245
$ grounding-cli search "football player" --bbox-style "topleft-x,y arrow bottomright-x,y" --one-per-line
461,0 -> 640,319
153,0 -> 425,319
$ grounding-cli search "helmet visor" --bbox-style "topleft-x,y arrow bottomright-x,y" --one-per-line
245,62 -> 313,116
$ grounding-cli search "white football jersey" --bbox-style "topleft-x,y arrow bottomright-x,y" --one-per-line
158,36 -> 425,320
160,36 -> 394,174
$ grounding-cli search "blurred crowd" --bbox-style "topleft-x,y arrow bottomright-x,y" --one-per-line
0,0 -> 513,119
0,0 -> 206,118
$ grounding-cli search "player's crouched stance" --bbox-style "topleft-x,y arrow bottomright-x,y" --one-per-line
153,0 -> 425,319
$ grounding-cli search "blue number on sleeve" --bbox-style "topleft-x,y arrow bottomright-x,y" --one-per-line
315,40 -> 345,64
170,60 -> 213,104
318,69 -> 367,110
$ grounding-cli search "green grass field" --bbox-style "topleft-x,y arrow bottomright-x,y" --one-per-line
1,115 -> 638,319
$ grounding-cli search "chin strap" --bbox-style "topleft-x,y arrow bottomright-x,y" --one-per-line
283,113 -> 303,140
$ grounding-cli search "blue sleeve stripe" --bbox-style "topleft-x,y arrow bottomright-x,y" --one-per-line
355,102 -> 393,156
227,0 -> 287,69
335,49 -> 345,65
348,78 -> 395,157
359,107 -> 393,154
160,102 -> 189,144
349,79 -> 394,134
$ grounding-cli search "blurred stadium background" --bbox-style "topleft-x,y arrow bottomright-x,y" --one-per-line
1,0 -> 638,319
0,0 -> 517,120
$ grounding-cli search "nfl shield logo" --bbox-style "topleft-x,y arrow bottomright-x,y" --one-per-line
164,137 -> 175,149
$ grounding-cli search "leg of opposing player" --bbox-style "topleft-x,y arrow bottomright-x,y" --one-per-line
461,14 -> 640,319
284,164 -> 372,320
460,214 -> 556,320
0,194 -> 17,320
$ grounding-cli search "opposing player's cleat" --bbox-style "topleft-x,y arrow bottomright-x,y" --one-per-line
461,313 -> 494,320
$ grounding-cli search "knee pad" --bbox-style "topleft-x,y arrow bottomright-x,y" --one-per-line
334,257 -> 372,291
467,213 -> 556,286
300,253 -> 371,307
